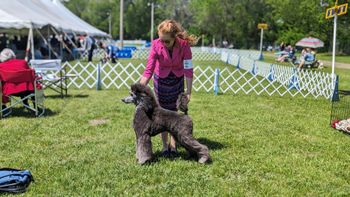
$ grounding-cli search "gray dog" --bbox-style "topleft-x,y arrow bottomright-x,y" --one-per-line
122,83 -> 210,164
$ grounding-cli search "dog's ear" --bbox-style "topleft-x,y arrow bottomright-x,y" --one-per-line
131,83 -> 151,95
131,83 -> 141,93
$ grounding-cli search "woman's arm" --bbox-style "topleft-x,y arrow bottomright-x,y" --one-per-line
141,42 -> 157,85
185,77 -> 192,101
183,42 -> 193,101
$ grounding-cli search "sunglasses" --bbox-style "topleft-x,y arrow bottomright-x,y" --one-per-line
161,39 -> 173,44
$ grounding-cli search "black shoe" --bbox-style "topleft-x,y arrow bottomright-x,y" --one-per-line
160,150 -> 170,158
169,150 -> 180,158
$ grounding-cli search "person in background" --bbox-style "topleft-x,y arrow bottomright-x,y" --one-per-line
298,48 -> 315,69
99,42 -> 118,64
276,45 -> 294,62
0,48 -> 35,110
84,35 -> 96,62
139,19 -> 197,157
279,42 -> 285,51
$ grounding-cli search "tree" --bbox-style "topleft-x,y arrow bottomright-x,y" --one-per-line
63,0 -> 350,54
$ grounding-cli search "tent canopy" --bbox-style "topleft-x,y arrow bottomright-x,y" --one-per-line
0,0 -> 108,37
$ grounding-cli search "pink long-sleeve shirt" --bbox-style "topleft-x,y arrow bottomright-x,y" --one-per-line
143,37 -> 193,79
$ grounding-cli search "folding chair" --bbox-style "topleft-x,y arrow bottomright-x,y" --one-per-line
30,59 -> 74,98
0,69 -> 45,118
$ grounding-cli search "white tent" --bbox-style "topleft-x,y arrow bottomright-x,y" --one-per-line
0,0 -> 108,37
0,0 -> 109,60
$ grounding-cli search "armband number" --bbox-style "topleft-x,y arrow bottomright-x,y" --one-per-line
184,60 -> 193,69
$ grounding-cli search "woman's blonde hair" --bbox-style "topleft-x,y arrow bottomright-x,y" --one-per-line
157,19 -> 198,46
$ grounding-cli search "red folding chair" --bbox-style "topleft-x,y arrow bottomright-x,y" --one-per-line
0,69 -> 45,118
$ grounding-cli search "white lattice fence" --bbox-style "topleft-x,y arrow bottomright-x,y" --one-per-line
63,61 -> 98,89
216,47 -> 336,99
100,62 -> 144,89
61,61 -> 335,99
80,49 -> 106,61
63,62 -> 217,91
193,66 -> 216,92
218,67 -> 335,99
132,49 -> 150,60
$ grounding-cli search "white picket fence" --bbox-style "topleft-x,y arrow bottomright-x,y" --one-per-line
61,60 -> 336,99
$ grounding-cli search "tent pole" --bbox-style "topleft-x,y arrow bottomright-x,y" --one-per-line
60,34 -> 63,59
30,25 -> 35,60
48,27 -> 51,59
64,31 -> 78,49
25,27 -> 32,62
36,28 -> 59,58
50,27 -> 73,57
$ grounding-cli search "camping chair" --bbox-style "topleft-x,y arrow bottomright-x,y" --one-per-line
0,69 -> 45,118
30,59 -> 74,98
304,53 -> 319,69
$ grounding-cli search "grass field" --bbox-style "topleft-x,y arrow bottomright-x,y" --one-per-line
263,51 -> 350,65
317,53 -> 350,64
1,59 -> 350,196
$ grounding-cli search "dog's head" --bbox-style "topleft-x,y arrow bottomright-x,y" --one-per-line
121,83 -> 158,111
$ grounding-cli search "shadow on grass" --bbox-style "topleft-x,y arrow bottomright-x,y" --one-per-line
4,107 -> 57,118
339,90 -> 350,96
45,94 -> 89,99
152,149 -> 213,165
197,137 -> 227,150
149,138 -> 224,164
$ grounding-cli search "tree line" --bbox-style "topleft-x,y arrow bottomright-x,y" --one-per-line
64,0 -> 350,54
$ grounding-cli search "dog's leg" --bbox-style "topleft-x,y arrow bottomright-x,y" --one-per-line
136,134 -> 153,165
176,134 -> 211,164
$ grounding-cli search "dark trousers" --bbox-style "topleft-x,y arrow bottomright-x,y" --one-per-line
88,49 -> 93,62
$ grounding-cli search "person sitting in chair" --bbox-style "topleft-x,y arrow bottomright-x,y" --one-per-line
297,48 -> 315,69
276,45 -> 295,62
0,48 -> 35,110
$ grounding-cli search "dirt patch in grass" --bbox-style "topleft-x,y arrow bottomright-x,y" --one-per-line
89,118 -> 109,126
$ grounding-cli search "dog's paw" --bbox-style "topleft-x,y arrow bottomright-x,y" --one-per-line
138,157 -> 153,165
198,156 -> 211,164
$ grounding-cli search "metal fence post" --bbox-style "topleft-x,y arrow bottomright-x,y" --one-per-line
96,62 -> 102,90
251,60 -> 257,75
289,68 -> 299,90
268,64 -> 274,81
236,56 -> 241,70
214,68 -> 220,95
332,75 -> 339,101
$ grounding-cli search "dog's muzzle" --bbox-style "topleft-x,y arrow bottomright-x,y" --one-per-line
121,96 -> 134,104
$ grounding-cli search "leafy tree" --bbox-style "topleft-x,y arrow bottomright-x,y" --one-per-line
63,0 -> 350,53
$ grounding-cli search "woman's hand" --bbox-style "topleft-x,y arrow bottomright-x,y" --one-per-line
186,92 -> 191,103
140,76 -> 150,86
185,77 -> 192,103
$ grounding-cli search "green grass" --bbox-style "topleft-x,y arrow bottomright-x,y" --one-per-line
2,59 -> 350,195
317,53 -> 350,64
2,89 -> 350,196
263,51 -> 350,65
